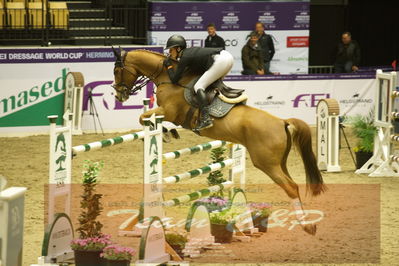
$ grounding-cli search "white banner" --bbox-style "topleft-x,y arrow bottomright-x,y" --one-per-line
148,30 -> 309,75
225,77 -> 375,124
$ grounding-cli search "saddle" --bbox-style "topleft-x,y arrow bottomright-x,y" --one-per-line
185,77 -> 247,105
182,77 -> 248,130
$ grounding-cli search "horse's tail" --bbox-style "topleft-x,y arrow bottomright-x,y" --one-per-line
286,118 -> 326,196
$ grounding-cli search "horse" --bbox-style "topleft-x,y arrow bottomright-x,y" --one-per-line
111,48 -> 325,235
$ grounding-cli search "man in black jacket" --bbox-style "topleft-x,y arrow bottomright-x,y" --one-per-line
255,22 -> 275,74
163,35 -> 234,131
204,23 -> 225,49
334,32 -> 361,73
241,32 -> 264,75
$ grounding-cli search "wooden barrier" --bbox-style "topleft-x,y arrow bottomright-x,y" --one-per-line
356,70 -> 399,176
316,98 -> 341,172
63,72 -> 84,135
39,113 -> 74,264
0,176 -> 27,266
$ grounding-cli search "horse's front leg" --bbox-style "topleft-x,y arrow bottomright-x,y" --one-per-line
139,106 -> 180,141
139,107 -> 165,125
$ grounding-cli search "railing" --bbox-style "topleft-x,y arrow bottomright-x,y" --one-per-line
308,65 -> 334,74
104,0 -> 148,45
0,0 -> 69,45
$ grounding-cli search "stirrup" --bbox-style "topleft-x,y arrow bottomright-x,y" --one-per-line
195,119 -> 213,131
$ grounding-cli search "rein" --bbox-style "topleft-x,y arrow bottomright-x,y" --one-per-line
113,52 -> 164,96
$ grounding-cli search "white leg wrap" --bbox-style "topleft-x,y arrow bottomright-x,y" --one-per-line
292,198 -> 306,225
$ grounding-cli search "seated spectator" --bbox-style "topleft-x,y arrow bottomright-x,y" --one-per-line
204,23 -> 225,49
241,32 -> 264,75
334,31 -> 361,73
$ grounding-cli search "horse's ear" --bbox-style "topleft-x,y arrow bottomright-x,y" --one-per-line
119,46 -> 127,59
112,46 -> 121,60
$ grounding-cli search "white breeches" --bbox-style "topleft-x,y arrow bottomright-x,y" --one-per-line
194,50 -> 234,92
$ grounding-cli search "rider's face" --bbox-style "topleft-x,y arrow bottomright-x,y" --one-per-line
169,47 -> 178,59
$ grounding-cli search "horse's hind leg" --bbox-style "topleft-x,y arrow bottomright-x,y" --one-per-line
248,146 -> 317,235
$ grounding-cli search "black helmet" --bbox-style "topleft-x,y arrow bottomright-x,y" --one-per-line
165,35 -> 187,49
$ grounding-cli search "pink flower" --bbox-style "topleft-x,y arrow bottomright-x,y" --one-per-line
101,245 -> 136,261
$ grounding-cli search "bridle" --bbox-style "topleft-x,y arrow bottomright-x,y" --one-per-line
112,50 -> 164,99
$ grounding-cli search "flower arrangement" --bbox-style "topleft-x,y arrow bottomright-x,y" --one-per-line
209,209 -> 237,225
71,234 -> 112,251
100,245 -> 136,261
197,197 -> 228,212
249,202 -> 272,217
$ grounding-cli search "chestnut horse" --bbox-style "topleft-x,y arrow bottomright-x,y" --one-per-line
112,49 -> 325,235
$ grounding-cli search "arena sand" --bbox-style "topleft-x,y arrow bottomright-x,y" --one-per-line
0,128 -> 398,265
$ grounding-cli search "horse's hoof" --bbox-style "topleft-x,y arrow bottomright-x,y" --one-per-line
304,224 -> 317,235
163,132 -> 171,143
170,129 -> 180,139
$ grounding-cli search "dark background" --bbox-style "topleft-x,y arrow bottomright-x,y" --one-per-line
309,0 -> 399,66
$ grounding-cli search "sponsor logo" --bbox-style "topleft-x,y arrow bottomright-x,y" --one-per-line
292,93 -> 329,108
254,95 -> 286,108
225,39 -> 238,47
288,56 -> 308,61
287,36 -> 309,47
339,92 -> 372,105
0,68 -> 68,118
186,39 -> 204,47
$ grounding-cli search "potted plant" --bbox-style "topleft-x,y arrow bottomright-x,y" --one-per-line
71,160 -> 108,266
249,202 -> 272,232
346,113 -> 377,169
100,244 -> 136,266
165,233 -> 188,258
209,210 -> 236,243
71,235 -> 112,266
207,147 -> 227,196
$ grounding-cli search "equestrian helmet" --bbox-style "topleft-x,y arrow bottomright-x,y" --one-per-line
165,35 -> 187,49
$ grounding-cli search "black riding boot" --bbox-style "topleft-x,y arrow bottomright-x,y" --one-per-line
195,89 -> 213,131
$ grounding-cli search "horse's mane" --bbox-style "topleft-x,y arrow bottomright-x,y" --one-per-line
130,49 -> 166,58
129,49 -> 178,62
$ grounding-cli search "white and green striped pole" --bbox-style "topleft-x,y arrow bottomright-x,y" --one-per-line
72,131 -> 145,154
163,181 -> 233,207
163,158 -> 234,184
162,140 -> 229,161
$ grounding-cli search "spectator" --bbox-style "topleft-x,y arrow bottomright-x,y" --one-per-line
334,31 -> 361,73
204,23 -> 225,49
255,22 -> 275,74
241,32 -> 264,75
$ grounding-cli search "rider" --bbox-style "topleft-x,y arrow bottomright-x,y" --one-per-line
163,34 -> 234,131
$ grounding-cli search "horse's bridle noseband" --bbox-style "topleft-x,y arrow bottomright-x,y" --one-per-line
112,50 -> 163,98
